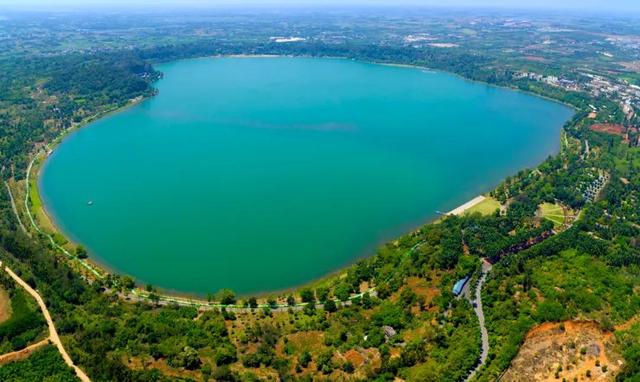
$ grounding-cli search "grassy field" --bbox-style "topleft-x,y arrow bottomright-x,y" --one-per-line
465,196 -> 501,216
539,202 -> 565,228
25,161 -> 75,252
26,162 -> 60,236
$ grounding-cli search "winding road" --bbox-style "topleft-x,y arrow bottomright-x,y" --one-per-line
465,259 -> 492,382
1,261 -> 91,382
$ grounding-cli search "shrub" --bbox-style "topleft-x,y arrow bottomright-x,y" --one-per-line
300,288 -> 315,303
298,351 -> 312,368
215,344 -> 238,366
324,299 -> 337,313
218,289 -> 236,305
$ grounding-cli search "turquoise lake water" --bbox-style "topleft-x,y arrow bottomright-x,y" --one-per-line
39,57 -> 573,295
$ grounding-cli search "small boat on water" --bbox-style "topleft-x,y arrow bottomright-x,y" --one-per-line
87,201 -> 93,206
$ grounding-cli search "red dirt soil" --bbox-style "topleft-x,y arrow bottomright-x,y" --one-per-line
589,124 -> 625,136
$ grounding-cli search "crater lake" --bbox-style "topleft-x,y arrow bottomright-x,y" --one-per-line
39,57 -> 573,295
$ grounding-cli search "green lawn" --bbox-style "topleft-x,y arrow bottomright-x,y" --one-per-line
539,202 -> 564,228
465,197 -> 501,216
28,179 -> 42,211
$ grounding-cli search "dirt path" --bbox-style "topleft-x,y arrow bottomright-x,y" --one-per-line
585,139 -> 590,157
2,262 -> 91,382
0,287 -> 11,323
4,181 -> 28,236
0,338 -> 50,365
465,259 -> 492,382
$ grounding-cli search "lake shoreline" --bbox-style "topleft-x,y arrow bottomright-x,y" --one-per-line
447,195 -> 487,216
183,54 -> 578,111
31,55 -> 572,301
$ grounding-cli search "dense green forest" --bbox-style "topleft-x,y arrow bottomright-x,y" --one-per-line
0,11 -> 639,382
0,53 -> 158,178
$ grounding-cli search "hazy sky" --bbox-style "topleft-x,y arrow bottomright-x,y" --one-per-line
1,0 -> 639,13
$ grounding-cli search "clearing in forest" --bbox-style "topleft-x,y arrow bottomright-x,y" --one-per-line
465,196 -> 501,216
539,202 -> 565,227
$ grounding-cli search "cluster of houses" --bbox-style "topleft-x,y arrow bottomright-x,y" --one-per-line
513,71 -> 640,118
514,68 -> 640,150
583,171 -> 609,203
513,71 -> 580,91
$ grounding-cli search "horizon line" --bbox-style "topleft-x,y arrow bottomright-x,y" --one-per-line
2,4 -> 640,16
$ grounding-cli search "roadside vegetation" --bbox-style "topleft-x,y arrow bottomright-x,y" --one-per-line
0,9 -> 638,382
0,345 -> 77,381
0,273 -> 46,353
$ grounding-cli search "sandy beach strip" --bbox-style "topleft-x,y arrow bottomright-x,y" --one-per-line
447,195 -> 486,216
